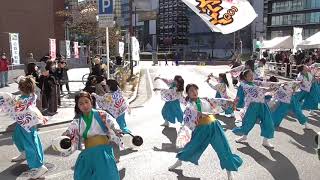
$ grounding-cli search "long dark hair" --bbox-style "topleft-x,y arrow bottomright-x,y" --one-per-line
239,71 -> 245,81
74,91 -> 95,115
26,63 -> 37,75
219,73 -> 229,87
174,75 -> 184,92
185,83 -> 198,102
45,60 -> 55,73
106,79 -> 120,92
242,69 -> 252,81
259,58 -> 266,65
245,60 -> 255,72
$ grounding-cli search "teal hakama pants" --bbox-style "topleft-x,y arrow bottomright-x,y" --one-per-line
236,85 -> 245,109
272,95 -> 308,128
161,99 -> 183,124
74,144 -> 120,180
216,92 -> 234,115
177,121 -> 243,171
232,102 -> 274,139
300,82 -> 320,110
116,113 -> 131,133
12,125 -> 44,169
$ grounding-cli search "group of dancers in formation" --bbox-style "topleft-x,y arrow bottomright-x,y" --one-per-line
154,58 -> 320,180
0,58 -> 319,180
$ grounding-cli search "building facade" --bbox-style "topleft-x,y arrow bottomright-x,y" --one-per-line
264,0 -> 320,39
157,0 -> 188,51
0,0 -> 65,63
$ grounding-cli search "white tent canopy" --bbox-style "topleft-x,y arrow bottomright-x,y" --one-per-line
297,31 -> 320,49
261,36 -> 293,50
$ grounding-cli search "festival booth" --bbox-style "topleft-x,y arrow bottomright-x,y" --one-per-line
260,36 -> 294,50
260,36 -> 293,77
297,31 -> 320,50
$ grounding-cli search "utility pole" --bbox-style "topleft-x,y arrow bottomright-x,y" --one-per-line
129,0 -> 134,77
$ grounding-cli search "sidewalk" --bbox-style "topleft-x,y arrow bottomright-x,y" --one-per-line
0,69 -> 142,134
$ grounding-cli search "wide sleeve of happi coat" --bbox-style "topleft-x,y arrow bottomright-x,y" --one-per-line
207,82 -> 225,92
158,78 -> 174,87
0,92 -> 15,113
97,110 -> 124,149
228,65 -> 245,78
309,63 -> 320,76
176,105 -> 199,148
253,80 -> 282,89
92,90 -> 128,119
65,118 -> 81,151
287,81 -> 301,90
0,93 -> 46,132
160,89 -> 187,106
205,98 -> 232,114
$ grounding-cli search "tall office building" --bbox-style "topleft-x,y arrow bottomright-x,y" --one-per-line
264,0 -> 320,39
158,0 -> 189,51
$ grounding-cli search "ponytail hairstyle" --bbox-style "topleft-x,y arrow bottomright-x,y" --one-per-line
74,91 -> 95,115
239,71 -> 245,81
259,58 -> 266,66
105,79 -> 120,92
185,83 -> 199,102
218,73 -> 229,87
26,63 -> 38,75
245,59 -> 255,72
242,69 -> 252,81
18,76 -> 36,95
174,75 -> 184,92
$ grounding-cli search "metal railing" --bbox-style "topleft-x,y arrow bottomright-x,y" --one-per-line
265,62 -> 299,79
265,62 -> 288,77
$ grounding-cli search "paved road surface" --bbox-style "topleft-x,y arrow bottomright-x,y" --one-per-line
0,63 -> 319,180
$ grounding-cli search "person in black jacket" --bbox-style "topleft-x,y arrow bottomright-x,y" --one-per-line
39,61 -> 60,115
55,59 -> 70,94
26,62 -> 43,110
26,63 -> 40,85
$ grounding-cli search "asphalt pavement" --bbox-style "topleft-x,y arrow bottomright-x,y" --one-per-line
0,63 -> 319,180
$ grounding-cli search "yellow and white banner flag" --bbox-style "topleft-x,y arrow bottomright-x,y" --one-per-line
182,0 -> 257,34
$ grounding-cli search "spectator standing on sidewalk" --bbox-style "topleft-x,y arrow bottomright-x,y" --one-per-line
55,58 -> 70,94
39,61 -> 60,115
175,52 -> 179,66
26,63 -> 42,110
165,53 -> 168,66
0,53 -> 10,88
24,53 -> 36,73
